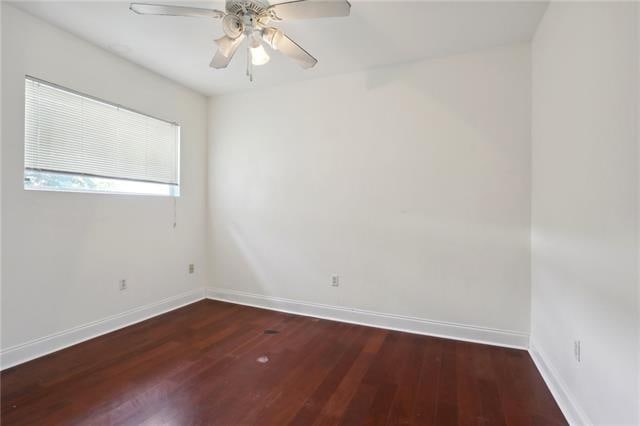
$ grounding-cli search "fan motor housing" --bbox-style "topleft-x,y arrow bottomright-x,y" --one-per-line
225,0 -> 270,17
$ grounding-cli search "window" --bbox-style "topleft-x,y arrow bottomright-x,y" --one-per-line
24,76 -> 180,196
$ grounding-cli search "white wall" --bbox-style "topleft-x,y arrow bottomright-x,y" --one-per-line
207,44 -> 532,344
0,4 -> 208,361
0,1 -> 4,355
637,5 -> 640,424
531,2 -> 639,425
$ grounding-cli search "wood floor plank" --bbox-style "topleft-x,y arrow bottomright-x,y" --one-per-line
434,340 -> 459,426
410,336 -> 443,425
0,300 -> 568,425
455,342 -> 484,426
312,329 -> 385,425
289,326 -> 369,425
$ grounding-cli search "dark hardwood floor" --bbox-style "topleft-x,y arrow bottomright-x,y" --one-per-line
1,300 -> 566,425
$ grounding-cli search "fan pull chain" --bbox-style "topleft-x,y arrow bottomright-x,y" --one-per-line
246,43 -> 254,82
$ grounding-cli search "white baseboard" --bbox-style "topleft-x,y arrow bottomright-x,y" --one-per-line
529,341 -> 592,426
206,287 -> 529,349
0,288 -> 205,370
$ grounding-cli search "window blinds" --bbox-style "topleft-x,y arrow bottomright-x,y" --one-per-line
24,77 -> 180,185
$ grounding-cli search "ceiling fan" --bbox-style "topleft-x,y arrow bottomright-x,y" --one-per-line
130,0 -> 351,81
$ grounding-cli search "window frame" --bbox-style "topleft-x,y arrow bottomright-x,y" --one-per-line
23,75 -> 181,197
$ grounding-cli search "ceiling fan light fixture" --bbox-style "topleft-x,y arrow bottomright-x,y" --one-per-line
261,27 -> 281,50
249,33 -> 270,66
250,43 -> 270,66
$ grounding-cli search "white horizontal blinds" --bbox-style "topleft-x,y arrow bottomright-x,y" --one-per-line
24,77 -> 179,185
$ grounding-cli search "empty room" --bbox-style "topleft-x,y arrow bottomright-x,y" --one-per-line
0,0 -> 638,424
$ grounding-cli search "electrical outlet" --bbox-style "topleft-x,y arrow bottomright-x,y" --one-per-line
189,264 -> 195,274
574,340 -> 581,363
331,275 -> 340,287
119,279 -> 127,291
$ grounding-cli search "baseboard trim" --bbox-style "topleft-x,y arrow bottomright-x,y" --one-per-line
0,288 -> 205,370
206,287 -> 529,349
529,341 -> 592,426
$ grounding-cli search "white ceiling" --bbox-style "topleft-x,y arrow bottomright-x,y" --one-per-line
13,1 -> 548,95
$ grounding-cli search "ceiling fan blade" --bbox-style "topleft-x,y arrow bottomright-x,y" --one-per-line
130,3 -> 225,19
262,27 -> 317,69
268,0 -> 350,20
210,35 -> 245,69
